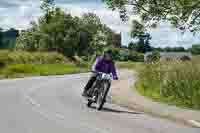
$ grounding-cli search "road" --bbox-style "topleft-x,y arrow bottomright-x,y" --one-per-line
0,73 -> 199,133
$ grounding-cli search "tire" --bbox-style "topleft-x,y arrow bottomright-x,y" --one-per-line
87,101 -> 93,107
97,81 -> 110,111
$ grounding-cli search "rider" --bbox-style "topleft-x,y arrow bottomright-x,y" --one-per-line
82,49 -> 118,97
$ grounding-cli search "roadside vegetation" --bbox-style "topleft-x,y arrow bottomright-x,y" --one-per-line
116,61 -> 144,71
0,50 -> 89,78
136,56 -> 200,110
0,64 -> 86,78
0,0 -> 111,79
0,0 -> 145,79
0,50 -> 68,65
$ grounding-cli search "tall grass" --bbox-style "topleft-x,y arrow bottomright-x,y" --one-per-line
116,61 -> 144,71
0,50 -> 69,65
1,64 -> 86,78
0,50 -> 89,78
137,58 -> 200,109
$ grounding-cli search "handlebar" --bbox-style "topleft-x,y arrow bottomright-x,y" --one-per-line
91,71 -> 118,80
91,71 -> 104,74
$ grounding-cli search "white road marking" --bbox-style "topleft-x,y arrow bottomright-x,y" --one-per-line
24,95 -> 41,107
23,78 -> 68,120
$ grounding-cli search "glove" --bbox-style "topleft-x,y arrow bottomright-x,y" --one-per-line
113,76 -> 118,80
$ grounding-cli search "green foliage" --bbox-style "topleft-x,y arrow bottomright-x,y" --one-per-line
119,49 -> 129,61
137,59 -> 200,109
162,47 -> 186,52
0,29 -> 3,48
189,44 -> 200,55
79,13 -> 113,56
16,8 -> 80,57
147,51 -> 161,62
16,8 -> 112,58
128,33 -> 152,53
1,64 -> 87,78
131,20 -> 145,38
104,0 -> 200,32
128,51 -> 144,62
0,50 -> 68,65
0,50 -> 9,67
117,61 -> 144,70
5,64 -> 37,74
128,42 -> 135,50
111,48 -> 144,62
40,0 -> 55,12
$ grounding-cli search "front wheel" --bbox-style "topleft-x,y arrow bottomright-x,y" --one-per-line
96,81 -> 110,111
87,100 -> 93,107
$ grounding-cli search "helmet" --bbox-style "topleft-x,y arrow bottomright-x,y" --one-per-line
103,49 -> 113,59
104,49 -> 112,55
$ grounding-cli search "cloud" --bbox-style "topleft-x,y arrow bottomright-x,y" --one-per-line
0,0 -> 41,29
58,3 -> 124,32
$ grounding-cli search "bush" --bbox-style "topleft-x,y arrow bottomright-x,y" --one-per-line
5,64 -> 37,74
2,64 -> 88,78
119,50 -> 129,61
0,50 -> 10,66
117,61 -> 144,70
128,51 -> 144,62
0,50 -> 69,65
137,60 -> 200,109
111,48 -> 144,62
146,51 -> 160,63
112,48 -> 121,60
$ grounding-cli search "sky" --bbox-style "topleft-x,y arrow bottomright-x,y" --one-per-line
0,0 -> 200,48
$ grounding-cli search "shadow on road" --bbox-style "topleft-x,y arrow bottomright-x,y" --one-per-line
89,106 -> 142,115
102,107 -> 142,115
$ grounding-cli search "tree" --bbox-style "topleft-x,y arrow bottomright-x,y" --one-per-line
104,0 -> 200,32
189,44 -> 200,54
130,33 -> 152,53
0,28 -> 3,48
40,0 -> 55,23
79,13 -> 102,56
16,6 -> 112,58
137,35 -> 150,53
16,8 -> 80,56
80,13 -> 112,56
129,18 -> 152,53
131,20 -> 145,38
128,42 -> 137,50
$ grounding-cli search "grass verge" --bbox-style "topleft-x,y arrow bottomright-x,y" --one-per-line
0,64 -> 89,79
135,82 -> 192,109
135,59 -> 200,110
116,61 -> 144,71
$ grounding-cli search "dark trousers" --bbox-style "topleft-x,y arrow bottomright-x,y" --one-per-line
83,73 -> 98,94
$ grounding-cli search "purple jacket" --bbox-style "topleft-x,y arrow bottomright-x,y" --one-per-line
92,56 -> 118,79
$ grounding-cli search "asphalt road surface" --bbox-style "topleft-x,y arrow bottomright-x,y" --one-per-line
0,73 -> 199,133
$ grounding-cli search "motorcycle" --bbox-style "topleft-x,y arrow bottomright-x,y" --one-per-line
86,71 -> 112,111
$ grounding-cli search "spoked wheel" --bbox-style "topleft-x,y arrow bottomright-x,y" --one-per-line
96,82 -> 110,111
86,86 -> 95,108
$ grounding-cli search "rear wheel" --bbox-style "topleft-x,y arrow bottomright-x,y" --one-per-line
96,82 -> 110,111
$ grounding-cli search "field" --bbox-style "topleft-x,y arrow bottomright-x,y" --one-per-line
136,56 -> 200,110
